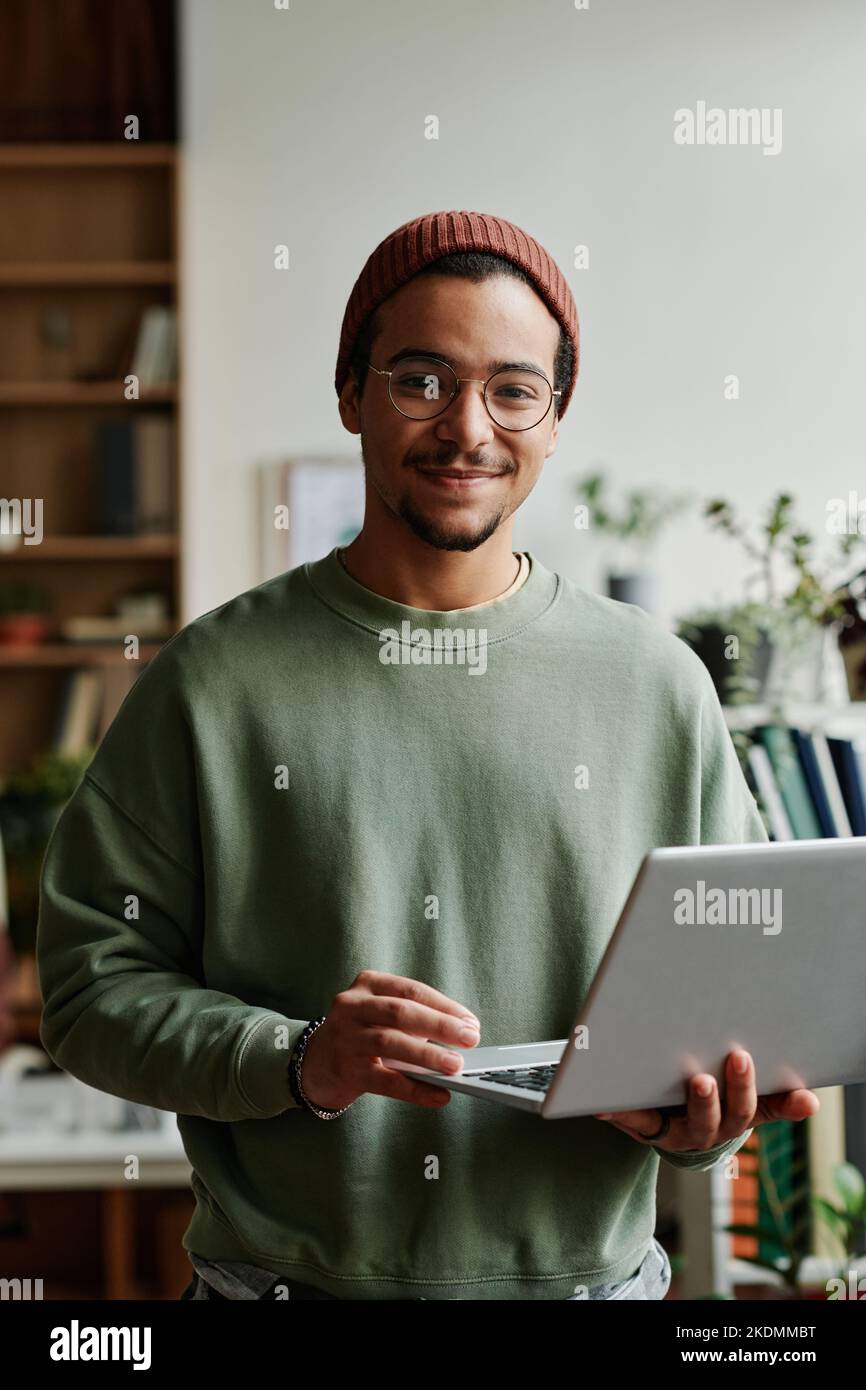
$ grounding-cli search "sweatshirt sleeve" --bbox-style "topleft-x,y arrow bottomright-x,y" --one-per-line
36,638 -> 309,1122
655,655 -> 767,1171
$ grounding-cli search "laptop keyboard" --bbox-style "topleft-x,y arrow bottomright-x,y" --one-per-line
461,1062 -> 560,1092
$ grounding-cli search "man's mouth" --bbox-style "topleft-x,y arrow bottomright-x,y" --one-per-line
416,467 -> 504,488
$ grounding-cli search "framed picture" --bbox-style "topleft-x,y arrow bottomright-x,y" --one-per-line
257,455 -> 365,580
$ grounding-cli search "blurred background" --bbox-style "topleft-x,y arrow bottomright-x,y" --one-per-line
0,0 -> 865,1299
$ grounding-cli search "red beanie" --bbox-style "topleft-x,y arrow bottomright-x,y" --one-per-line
334,210 -> 579,419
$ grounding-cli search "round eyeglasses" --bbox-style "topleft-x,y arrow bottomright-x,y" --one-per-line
366,355 -> 560,432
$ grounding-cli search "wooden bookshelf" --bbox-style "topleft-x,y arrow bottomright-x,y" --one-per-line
0,4 -> 188,1303
0,140 -> 182,781
0,140 -> 186,1298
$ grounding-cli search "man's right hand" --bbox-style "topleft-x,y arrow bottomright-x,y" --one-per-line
298,970 -> 481,1110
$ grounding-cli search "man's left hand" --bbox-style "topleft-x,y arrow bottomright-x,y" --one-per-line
593,1049 -> 820,1153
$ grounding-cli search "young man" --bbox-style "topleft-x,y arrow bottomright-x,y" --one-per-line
37,210 -> 818,1302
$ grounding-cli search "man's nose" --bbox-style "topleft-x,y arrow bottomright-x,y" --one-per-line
433,383 -> 496,449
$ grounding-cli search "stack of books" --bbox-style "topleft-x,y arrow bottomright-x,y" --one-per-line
742,721 -> 866,840
94,416 -> 176,537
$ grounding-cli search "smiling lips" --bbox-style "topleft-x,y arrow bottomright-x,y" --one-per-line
417,467 -> 503,488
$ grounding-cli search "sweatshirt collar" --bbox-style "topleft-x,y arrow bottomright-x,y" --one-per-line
303,546 -> 559,642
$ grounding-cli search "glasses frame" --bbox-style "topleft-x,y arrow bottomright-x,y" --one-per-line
366,356 -> 561,432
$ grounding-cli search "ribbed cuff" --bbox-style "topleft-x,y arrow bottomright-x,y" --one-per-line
236,1015 -> 310,1117
655,1128 -> 754,1172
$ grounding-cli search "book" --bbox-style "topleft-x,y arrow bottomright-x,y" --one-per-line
826,737 -> 866,835
811,731 -> 853,836
53,670 -> 104,755
130,307 -> 178,389
134,415 -> 175,534
94,418 -> 176,536
755,725 -> 822,839
790,729 -> 838,837
746,742 -> 793,841
94,422 -> 136,535
58,615 -> 174,644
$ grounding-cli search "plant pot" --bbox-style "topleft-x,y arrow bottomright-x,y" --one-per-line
0,795 -> 64,954
679,623 -> 773,704
0,612 -> 49,646
607,572 -> 657,614
841,636 -> 866,701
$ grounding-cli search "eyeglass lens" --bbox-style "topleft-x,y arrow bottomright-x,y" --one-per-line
388,356 -> 552,429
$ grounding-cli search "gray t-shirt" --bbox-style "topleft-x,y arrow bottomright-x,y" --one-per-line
187,1239 -> 673,1300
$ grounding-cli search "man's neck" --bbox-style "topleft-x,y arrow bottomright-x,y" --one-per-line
338,538 -> 522,610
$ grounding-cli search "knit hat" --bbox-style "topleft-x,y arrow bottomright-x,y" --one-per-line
334,210 -> 579,419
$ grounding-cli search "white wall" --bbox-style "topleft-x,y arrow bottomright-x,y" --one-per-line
180,0 -> 866,629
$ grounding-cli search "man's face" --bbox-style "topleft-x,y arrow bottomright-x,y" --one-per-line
338,274 -> 562,552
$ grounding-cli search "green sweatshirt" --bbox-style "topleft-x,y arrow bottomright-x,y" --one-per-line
37,547 -> 764,1301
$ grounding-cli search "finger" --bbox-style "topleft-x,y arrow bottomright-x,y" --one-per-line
720,1049 -> 757,1139
355,971 -> 480,1025
755,1088 -> 821,1124
682,1073 -> 722,1147
352,992 -> 481,1052
360,1027 -> 468,1076
367,1058 -> 452,1107
593,1104 -> 689,1143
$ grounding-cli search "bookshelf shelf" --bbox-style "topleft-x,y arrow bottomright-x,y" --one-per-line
0,383 -> 177,406
0,644 -> 164,667
723,702 -> 866,729
0,533 -> 177,556
0,261 -> 176,286
0,536 -> 178,559
0,143 -> 177,168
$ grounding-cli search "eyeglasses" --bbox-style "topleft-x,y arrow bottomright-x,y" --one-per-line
366,355 -> 560,432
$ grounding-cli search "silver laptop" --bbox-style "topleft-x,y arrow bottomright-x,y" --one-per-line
383,838 -> 866,1119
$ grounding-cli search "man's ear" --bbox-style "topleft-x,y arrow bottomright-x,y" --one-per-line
338,374 -> 362,436
544,409 -> 560,459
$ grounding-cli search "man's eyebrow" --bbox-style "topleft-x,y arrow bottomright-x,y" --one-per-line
384,347 -> 549,376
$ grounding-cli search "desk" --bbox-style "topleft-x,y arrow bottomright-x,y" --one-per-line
0,1121 -> 193,1298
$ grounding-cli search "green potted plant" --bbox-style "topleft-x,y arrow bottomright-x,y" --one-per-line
722,1141 -> 866,1299
810,1162 -> 866,1299
677,494 -> 866,705
574,471 -> 692,614
0,747 -> 95,956
0,581 -> 51,646
721,1129 -> 812,1299
677,600 -> 779,707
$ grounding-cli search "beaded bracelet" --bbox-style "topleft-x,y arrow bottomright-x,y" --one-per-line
287,1015 -> 352,1120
